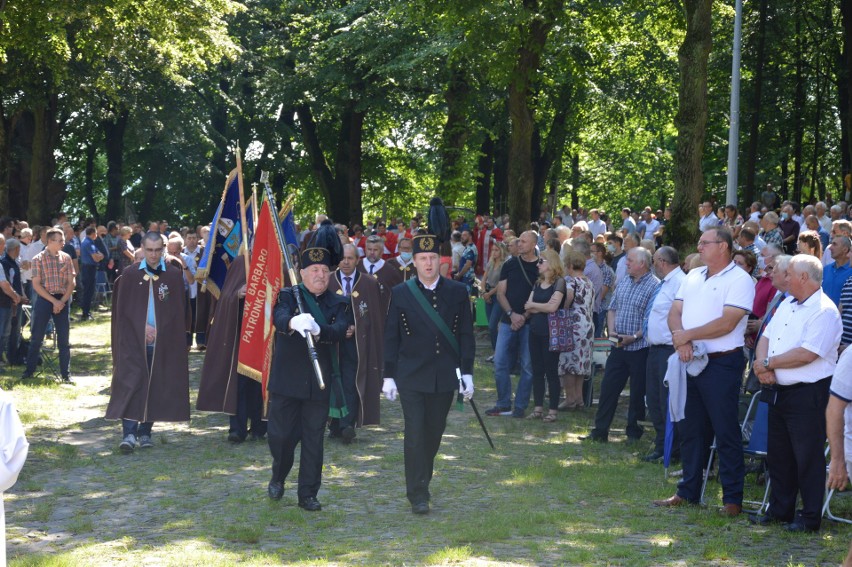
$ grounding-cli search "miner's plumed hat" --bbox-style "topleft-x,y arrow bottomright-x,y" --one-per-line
301,247 -> 332,268
412,234 -> 439,256
306,218 -> 342,267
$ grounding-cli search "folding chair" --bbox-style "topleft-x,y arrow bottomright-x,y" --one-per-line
823,446 -> 852,525
587,338 -> 612,407
700,394 -> 770,513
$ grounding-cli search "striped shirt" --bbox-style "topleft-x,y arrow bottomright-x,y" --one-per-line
609,270 -> 660,351
31,249 -> 75,295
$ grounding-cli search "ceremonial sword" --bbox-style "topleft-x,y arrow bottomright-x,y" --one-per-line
457,368 -> 495,450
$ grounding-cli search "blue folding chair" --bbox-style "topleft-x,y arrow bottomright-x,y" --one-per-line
700,394 -> 770,513
823,445 -> 852,525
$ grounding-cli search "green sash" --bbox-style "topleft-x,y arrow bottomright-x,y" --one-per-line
297,284 -> 348,419
405,278 -> 459,357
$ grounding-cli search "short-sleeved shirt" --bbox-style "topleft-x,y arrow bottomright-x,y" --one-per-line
823,262 -> 852,306
598,261 -> 615,311
829,347 -> 852,463
103,233 -> 121,262
763,228 -> 783,249
459,243 -> 478,291
499,256 -> 539,323
31,249 -> 75,295
80,236 -> 100,266
675,261 -> 754,353
62,242 -> 77,262
584,259 -> 604,312
609,270 -> 659,351
621,217 -> 636,235
763,290 -> 841,385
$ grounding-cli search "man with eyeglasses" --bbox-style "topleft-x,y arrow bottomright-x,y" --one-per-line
21,228 -> 75,382
106,231 -> 190,453
654,228 -> 754,517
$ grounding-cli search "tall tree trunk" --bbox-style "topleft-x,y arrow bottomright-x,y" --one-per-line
743,0 -> 768,207
570,152 -> 580,211
780,128 -> 790,200
669,0 -> 714,250
507,0 -> 564,233
83,144 -> 99,222
792,2 -> 805,204
493,124 -> 511,216
476,135 -> 494,215
297,104 -> 336,210
811,59 -> 823,203
26,99 -> 62,224
437,66 -> 471,200
532,81 -> 574,219
334,99 -> 364,226
842,0 -> 852,198
103,108 -> 129,222
0,101 -> 8,216
138,178 -> 158,224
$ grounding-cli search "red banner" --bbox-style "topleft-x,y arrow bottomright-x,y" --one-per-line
237,199 -> 284,398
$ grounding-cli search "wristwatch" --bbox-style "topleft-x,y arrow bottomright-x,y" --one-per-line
506,310 -> 513,318
763,357 -> 771,369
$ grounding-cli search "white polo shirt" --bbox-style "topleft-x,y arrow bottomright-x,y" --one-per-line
675,262 -> 754,353
647,267 -> 686,346
829,348 -> 852,464
763,289 -> 841,385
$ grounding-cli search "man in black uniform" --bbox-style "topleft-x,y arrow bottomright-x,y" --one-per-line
382,234 -> 475,515
266,246 -> 353,511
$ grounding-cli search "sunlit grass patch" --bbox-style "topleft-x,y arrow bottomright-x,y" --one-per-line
424,545 -> 473,563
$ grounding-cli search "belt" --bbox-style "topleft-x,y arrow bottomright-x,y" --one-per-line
776,376 -> 830,391
707,347 -> 741,359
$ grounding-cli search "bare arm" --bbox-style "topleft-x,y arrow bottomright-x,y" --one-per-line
827,395 -> 850,490
672,305 -> 748,346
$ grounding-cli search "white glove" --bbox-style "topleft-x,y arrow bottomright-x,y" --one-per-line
290,313 -> 317,338
382,378 -> 398,401
308,319 -> 320,337
460,374 -> 474,400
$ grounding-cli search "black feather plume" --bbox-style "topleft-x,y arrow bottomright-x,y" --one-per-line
428,197 -> 450,244
309,219 -> 343,267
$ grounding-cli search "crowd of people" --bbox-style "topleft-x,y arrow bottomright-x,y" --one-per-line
1,193 -> 852,555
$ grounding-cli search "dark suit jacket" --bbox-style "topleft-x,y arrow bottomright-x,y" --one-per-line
384,277 -> 474,393
268,285 -> 353,400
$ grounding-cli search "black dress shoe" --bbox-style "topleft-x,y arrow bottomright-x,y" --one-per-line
298,496 -> 322,511
784,521 -> 819,533
643,450 -> 664,462
227,432 -> 244,444
341,426 -> 356,445
579,434 -> 607,443
411,501 -> 430,515
267,481 -> 284,500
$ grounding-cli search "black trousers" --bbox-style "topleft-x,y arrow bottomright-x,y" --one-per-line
646,344 -> 679,454
766,378 -> 830,528
591,347 -> 648,440
529,331 -> 561,410
80,264 -> 97,316
399,389 -> 454,505
229,374 -> 267,439
267,393 -> 328,499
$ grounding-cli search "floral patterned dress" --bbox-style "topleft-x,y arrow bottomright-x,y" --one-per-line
558,275 -> 595,376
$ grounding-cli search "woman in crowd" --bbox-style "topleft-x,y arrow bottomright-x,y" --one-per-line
117,226 -> 136,272
723,204 -> 744,237
523,248 -> 566,422
482,243 -> 508,359
797,230 -> 822,259
590,242 -> 614,338
558,249 -> 595,410
732,249 -> 758,282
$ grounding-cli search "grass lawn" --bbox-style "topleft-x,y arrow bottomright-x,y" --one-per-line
2,317 -> 850,566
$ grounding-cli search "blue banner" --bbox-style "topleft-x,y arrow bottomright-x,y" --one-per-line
196,169 -> 253,298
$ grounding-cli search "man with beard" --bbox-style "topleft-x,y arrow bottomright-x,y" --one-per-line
327,244 -> 384,443
106,231 -> 190,453
266,246 -> 353,511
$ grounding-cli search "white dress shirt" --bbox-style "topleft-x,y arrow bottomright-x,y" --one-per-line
647,267 -> 686,346
763,289 -> 841,385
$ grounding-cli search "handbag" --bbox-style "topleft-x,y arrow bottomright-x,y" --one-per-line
548,278 -> 577,353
